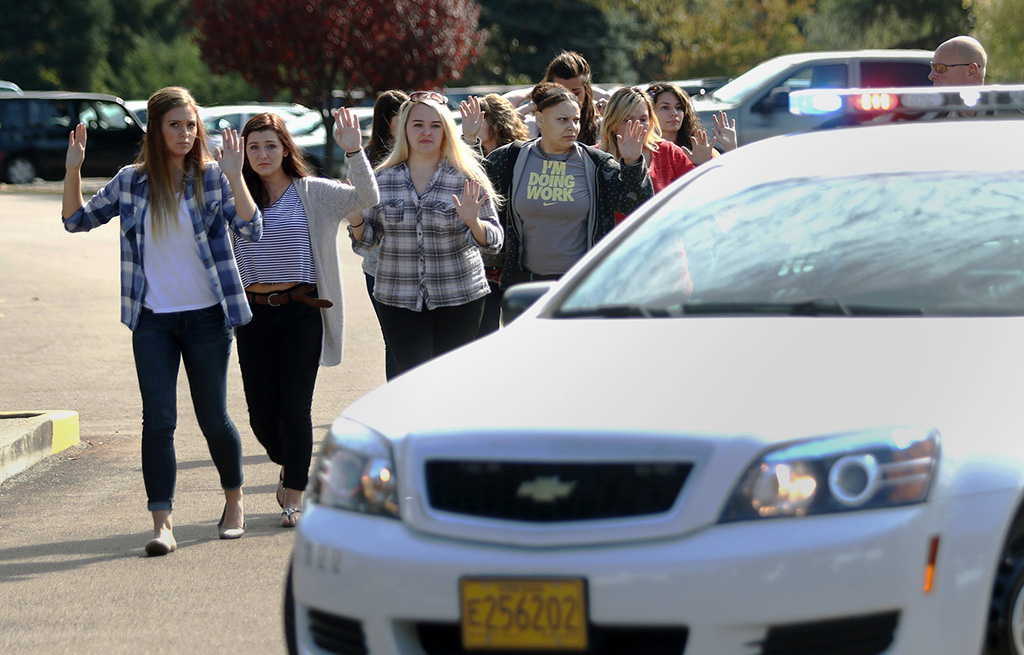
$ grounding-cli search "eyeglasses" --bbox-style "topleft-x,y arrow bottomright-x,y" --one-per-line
929,62 -> 972,74
408,91 -> 449,105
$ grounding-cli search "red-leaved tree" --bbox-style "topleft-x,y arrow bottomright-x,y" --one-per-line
193,0 -> 485,167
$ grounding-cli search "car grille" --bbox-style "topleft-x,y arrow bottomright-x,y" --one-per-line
307,609 -> 368,655
417,622 -> 688,654
754,611 -> 899,655
425,460 -> 692,522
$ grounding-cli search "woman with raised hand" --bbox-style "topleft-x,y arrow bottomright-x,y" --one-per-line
234,108 -> 378,527
351,91 -> 502,375
460,93 -> 529,335
599,86 -> 695,204
485,82 -> 654,290
61,86 -> 260,556
647,81 -> 737,164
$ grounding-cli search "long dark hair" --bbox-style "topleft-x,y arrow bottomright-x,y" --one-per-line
543,51 -> 598,146
368,90 -> 409,167
241,112 -> 312,208
647,81 -> 703,149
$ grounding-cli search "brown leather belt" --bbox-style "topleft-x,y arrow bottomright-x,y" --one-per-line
245,283 -> 333,308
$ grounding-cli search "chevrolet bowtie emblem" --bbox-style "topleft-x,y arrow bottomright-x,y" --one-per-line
516,476 -> 577,503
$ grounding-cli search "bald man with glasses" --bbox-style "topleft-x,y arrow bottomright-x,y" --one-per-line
929,36 -> 987,87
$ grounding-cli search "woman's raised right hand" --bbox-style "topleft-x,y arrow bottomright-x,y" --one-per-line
66,123 -> 87,170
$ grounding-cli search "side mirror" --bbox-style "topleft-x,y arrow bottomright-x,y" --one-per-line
500,281 -> 555,326
754,87 -> 791,114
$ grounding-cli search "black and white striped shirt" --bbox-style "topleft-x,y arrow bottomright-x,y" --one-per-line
234,183 -> 317,287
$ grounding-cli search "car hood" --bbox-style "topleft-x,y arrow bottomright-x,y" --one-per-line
343,316 -> 1024,448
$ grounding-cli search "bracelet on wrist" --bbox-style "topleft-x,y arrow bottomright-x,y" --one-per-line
345,149 -> 362,158
349,220 -> 364,229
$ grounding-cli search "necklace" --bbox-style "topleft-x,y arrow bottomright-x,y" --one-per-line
537,143 -> 573,162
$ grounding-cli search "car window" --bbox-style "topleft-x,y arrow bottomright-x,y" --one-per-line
711,57 -> 802,104
778,64 -> 848,92
77,101 -> 131,131
556,169 -> 1024,318
860,61 -> 932,88
28,99 -> 72,129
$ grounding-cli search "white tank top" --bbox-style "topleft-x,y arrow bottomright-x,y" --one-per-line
142,197 -> 220,313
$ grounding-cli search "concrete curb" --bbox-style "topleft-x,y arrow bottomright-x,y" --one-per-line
0,410 -> 80,484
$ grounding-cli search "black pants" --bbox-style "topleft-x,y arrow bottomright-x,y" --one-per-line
477,282 -> 504,338
235,300 -> 322,491
365,273 -> 399,381
375,297 -> 486,376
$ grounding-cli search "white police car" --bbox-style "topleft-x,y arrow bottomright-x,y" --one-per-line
286,87 -> 1024,655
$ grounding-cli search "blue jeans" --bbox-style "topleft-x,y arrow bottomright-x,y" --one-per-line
133,306 -> 244,511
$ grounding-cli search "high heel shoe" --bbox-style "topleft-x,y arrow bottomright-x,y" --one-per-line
218,503 -> 245,540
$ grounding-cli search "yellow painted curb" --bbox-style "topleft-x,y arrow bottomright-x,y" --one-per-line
47,410 -> 80,454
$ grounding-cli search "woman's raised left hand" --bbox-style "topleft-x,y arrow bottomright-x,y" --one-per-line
333,108 -> 363,154
615,119 -> 648,165
452,178 -> 487,226
215,127 -> 245,175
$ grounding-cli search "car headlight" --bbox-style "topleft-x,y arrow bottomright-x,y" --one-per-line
720,426 -> 939,522
308,417 -> 399,518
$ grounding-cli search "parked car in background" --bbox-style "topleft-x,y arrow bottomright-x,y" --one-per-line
692,49 -> 932,145
286,88 -> 1024,655
199,103 -> 346,177
667,76 -> 733,99
123,99 -> 148,127
0,91 -> 144,184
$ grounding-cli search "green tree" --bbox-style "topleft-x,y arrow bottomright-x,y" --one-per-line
968,0 -> 1024,82
0,0 -> 113,89
458,0 -> 650,85
804,0 -> 972,51
665,0 -> 815,79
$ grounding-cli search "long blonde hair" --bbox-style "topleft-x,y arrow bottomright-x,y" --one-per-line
599,86 -> 663,161
137,87 -> 212,237
378,94 -> 498,203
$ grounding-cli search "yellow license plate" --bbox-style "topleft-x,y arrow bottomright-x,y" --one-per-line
460,577 -> 588,651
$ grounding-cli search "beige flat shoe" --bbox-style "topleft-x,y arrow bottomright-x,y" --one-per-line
145,534 -> 177,556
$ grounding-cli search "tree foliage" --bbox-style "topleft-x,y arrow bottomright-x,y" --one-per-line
0,0 -> 113,90
665,0 -> 815,79
804,0 -> 972,51
458,0 -> 651,85
968,0 -> 1024,82
193,0 -> 485,105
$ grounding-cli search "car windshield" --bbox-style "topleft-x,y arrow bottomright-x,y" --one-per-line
556,169 -> 1024,318
710,57 -> 800,104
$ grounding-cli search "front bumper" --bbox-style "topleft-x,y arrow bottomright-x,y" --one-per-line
290,490 -> 1008,655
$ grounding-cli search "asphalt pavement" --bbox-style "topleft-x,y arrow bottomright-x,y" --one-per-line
0,189 -> 387,654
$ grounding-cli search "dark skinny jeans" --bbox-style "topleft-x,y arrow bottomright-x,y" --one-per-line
132,306 -> 244,512
235,300 -> 322,491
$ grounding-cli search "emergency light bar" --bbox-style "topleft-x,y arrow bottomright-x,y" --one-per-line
790,84 -> 1024,116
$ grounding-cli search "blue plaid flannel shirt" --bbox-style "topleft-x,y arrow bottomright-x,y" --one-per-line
62,163 -> 262,330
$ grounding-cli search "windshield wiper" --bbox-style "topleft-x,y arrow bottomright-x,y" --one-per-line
556,304 -> 668,319
681,299 -> 925,317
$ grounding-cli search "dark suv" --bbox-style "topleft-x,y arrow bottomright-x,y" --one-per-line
0,91 -> 145,184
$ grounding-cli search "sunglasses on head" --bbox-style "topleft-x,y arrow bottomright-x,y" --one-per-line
408,91 -> 449,105
929,62 -> 971,74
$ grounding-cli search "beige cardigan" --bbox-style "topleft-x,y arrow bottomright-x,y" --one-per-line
292,151 -> 379,366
